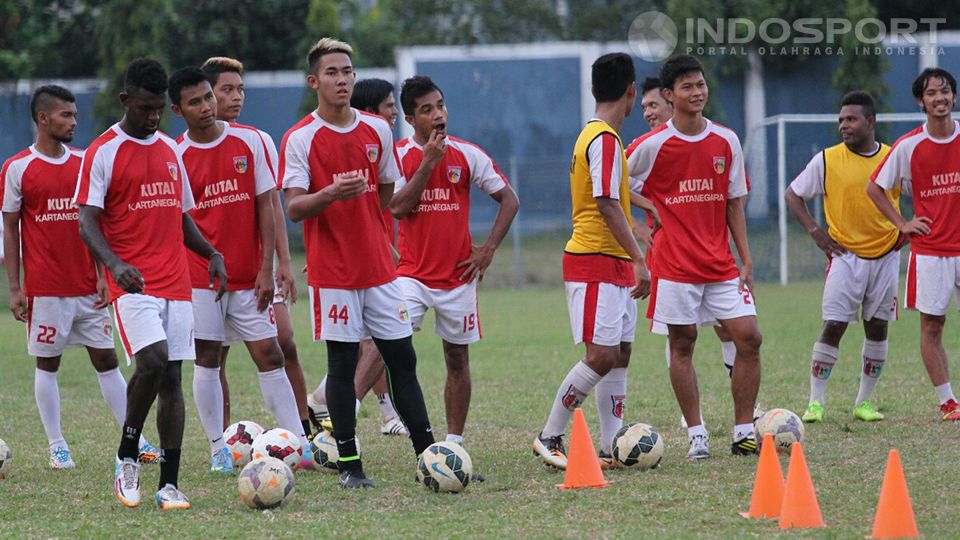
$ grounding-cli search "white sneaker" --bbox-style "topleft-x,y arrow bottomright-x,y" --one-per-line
156,483 -> 190,510
50,446 -> 76,469
114,457 -> 141,508
380,417 -> 409,436
686,434 -> 710,460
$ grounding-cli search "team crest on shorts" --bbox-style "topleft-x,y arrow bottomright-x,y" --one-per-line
365,144 -> 379,163
166,162 -> 179,181
233,156 -> 248,174
712,156 -> 726,174
397,304 -> 409,322
447,166 -> 462,184
102,322 -> 113,337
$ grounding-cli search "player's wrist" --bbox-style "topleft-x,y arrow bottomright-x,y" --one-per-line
209,251 -> 224,261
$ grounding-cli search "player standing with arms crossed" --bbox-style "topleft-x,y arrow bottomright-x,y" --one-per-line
627,55 -> 761,459
786,91 -> 898,423
75,58 -> 227,509
281,38 -> 435,488
2,85 -> 160,469
868,68 -> 960,421
532,53 -> 650,469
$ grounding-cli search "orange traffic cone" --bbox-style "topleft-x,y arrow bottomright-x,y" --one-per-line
740,434 -> 785,519
870,450 -> 919,539
556,408 -> 607,490
779,442 -> 825,529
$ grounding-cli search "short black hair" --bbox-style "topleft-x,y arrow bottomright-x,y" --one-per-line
591,53 -> 635,103
124,58 -> 168,96
352,78 -> 395,113
840,91 -> 876,118
912,67 -> 957,99
29,85 -> 75,124
640,76 -> 662,96
168,67 -> 211,107
659,54 -> 704,91
400,75 -> 443,115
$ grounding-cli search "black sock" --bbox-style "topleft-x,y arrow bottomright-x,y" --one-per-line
118,424 -> 141,460
158,448 -> 181,489
373,336 -> 435,455
335,435 -> 363,473
302,419 -> 313,440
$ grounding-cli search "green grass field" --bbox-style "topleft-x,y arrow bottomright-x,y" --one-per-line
0,275 -> 957,538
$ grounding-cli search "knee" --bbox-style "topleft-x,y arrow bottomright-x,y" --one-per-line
863,319 -> 888,341
921,316 -> 945,337
135,351 -> 165,379
740,330 -> 763,356
36,357 -> 60,372
260,347 -> 285,371
819,321 -> 847,345
279,337 -> 298,363
443,344 -> 469,373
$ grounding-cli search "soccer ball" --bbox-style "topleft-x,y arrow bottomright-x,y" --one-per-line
416,441 -> 473,493
237,457 -> 295,509
755,408 -> 805,454
612,422 -> 664,470
0,438 -> 11,479
251,428 -> 302,471
311,430 -> 352,473
224,420 -> 264,467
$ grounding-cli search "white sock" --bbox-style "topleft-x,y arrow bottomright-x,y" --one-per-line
664,340 -> 671,368
721,340 -> 736,379
542,361 -> 602,438
935,382 -> 956,405
95,367 -> 150,449
35,369 -> 66,449
594,367 -> 627,454
193,365 -> 226,452
687,424 -> 708,442
733,422 -> 756,441
377,392 -> 399,421
809,342 -> 839,404
856,339 -> 887,406
259,367 -> 308,449
445,433 -> 464,445
312,376 -> 327,405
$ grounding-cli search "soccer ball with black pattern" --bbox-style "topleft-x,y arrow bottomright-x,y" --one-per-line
237,457 -> 295,509
224,420 -> 264,467
0,438 -> 11,479
251,428 -> 302,471
612,422 -> 664,470
755,408 -> 804,454
416,441 -> 473,493
310,430 -> 360,473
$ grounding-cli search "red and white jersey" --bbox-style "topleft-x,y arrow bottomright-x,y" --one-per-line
394,136 -> 508,289
626,119 -> 748,284
257,129 -> 279,183
1,145 -> 97,297
872,121 -> 960,257
178,121 -> 275,291
280,109 -> 402,289
73,125 -> 195,302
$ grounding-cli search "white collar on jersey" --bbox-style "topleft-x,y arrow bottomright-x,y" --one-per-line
180,120 -> 229,149
311,108 -> 361,133
665,118 -> 713,143
29,143 -> 73,165
111,124 -> 162,145
921,120 -> 960,144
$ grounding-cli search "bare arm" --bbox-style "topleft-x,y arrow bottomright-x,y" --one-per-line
379,182 -> 394,211
866,182 -> 931,236
389,130 -> 446,219
253,191 -> 276,311
3,212 -> 26,321
784,187 -> 846,258
272,189 -> 296,303
726,196 -> 754,293
455,185 -> 520,282
597,197 -> 650,299
78,205 -> 144,294
182,213 -> 228,300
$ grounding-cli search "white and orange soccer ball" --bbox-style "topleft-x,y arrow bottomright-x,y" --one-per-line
224,420 -> 264,467
251,428 -> 302,471
0,438 -> 11,479
755,408 -> 805,454
237,457 -> 295,509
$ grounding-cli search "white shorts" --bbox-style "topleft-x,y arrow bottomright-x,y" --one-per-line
398,277 -> 480,345
905,254 -> 960,316
653,277 -> 756,326
565,281 -> 637,347
192,288 -> 277,343
27,295 -> 114,357
308,280 -> 413,342
823,250 -> 899,322
113,294 -> 195,362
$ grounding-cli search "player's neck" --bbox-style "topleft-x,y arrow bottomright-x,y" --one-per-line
672,112 -> 707,136
594,103 -> 624,133
926,115 -> 955,139
217,114 -> 238,123
316,102 -> 355,128
845,136 -> 877,155
33,135 -> 65,159
188,120 -> 224,144
118,116 -> 153,140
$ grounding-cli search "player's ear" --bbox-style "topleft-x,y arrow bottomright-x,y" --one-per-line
306,74 -> 319,90
119,90 -> 129,108
404,114 -> 415,128
170,103 -> 183,117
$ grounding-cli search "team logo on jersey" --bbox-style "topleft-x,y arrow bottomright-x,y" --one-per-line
166,162 -> 179,181
712,156 -> 726,174
397,304 -> 409,322
365,144 -> 379,163
447,166 -> 462,184
233,156 -> 248,174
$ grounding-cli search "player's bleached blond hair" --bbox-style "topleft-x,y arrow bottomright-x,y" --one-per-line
307,38 -> 353,72
201,56 -> 244,86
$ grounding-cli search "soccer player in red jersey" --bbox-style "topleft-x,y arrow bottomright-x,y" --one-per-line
868,68 -> 960,421
2,85 -> 160,470
281,38 -> 435,488
392,76 -> 519,470
74,58 -> 227,509
627,55 -> 762,459
200,58 -> 311,446
168,67 -> 307,472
